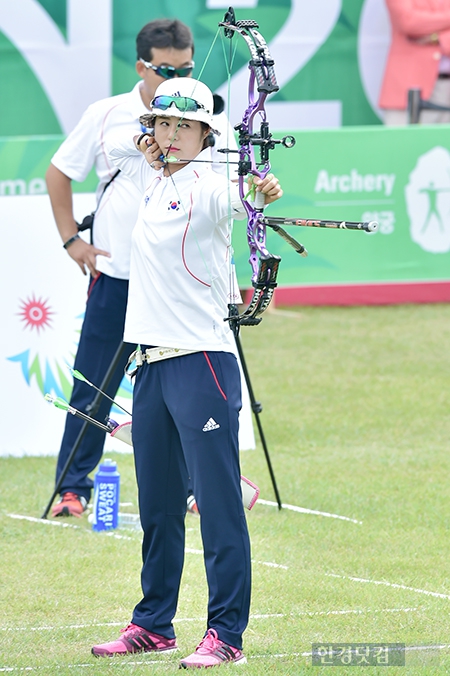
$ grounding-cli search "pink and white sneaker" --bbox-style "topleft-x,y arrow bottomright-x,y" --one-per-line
179,628 -> 246,668
91,623 -> 177,657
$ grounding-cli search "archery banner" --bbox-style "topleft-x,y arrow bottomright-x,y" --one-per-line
261,124 -> 450,305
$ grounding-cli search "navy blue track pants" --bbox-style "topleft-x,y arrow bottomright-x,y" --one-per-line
55,273 -> 133,501
130,350 -> 251,650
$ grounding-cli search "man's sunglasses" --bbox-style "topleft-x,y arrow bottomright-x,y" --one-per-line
152,95 -> 206,113
139,58 -> 195,79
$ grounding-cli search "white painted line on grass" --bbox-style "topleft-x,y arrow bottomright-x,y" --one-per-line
257,499 -> 363,524
6,514 -> 136,541
252,559 -> 289,570
1,622 -> 124,632
6,514 -> 286,570
0,660 -> 173,672
251,607 -> 418,619
7,513 -> 82,529
185,546 -> 203,555
327,573 -> 450,599
4,644 -> 446,673
1,607 -> 418,633
183,547 -> 288,570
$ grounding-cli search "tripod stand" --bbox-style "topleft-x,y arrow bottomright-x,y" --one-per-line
234,332 -> 282,509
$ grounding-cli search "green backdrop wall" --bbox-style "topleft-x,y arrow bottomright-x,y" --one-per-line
0,0 -> 389,136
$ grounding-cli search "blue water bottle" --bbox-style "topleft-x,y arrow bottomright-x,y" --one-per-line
92,459 -> 120,531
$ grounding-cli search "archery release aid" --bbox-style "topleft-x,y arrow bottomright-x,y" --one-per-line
92,459 -> 120,531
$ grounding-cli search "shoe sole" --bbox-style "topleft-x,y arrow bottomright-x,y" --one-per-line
53,508 -> 83,517
92,646 -> 178,658
179,655 -> 247,668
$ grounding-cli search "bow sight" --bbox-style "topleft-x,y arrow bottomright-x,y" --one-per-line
234,122 -> 296,174
220,7 -> 296,173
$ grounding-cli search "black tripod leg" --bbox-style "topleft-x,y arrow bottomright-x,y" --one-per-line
41,342 -> 127,519
235,333 -> 282,510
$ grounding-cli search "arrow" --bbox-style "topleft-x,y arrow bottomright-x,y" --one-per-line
69,367 -> 132,416
44,394 -> 116,433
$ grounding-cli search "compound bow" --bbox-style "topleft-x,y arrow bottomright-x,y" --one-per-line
219,7 -> 377,332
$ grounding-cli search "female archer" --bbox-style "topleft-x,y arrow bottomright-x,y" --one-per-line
93,77 -> 282,668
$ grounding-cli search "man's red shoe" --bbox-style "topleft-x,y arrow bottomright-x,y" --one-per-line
52,492 -> 87,517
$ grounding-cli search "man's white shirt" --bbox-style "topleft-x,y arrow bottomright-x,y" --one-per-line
51,81 -> 238,280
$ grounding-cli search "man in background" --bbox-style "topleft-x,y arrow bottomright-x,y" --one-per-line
46,19 -> 240,517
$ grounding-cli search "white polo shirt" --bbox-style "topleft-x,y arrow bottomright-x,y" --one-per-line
107,140 -> 246,353
51,81 -> 238,280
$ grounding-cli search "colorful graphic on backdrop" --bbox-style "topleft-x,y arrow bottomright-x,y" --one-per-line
8,294 -> 75,401
0,0 -> 390,136
8,298 -> 132,407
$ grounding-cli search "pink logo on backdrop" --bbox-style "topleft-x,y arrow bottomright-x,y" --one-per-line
17,295 -> 54,333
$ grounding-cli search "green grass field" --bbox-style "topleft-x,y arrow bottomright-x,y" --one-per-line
2,304 -> 450,674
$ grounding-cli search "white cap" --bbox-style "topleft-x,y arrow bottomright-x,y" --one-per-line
151,77 -> 215,128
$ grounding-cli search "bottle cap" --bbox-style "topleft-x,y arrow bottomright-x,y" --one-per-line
100,458 -> 118,471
